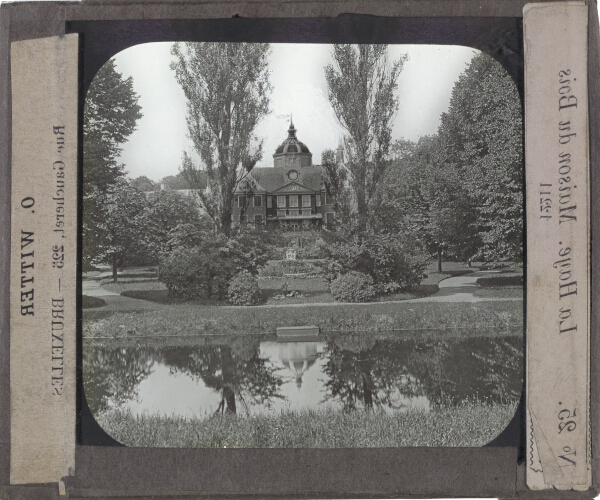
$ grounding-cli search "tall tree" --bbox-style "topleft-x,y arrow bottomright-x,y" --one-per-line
324,45 -> 407,232
90,181 -> 152,282
83,58 -> 142,193
82,58 -> 142,270
438,53 -> 523,261
171,42 -> 272,236
321,149 -> 353,232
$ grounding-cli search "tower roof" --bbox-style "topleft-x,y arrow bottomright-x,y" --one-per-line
274,120 -> 311,155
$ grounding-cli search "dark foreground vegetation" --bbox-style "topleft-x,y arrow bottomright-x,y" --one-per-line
97,403 -> 517,448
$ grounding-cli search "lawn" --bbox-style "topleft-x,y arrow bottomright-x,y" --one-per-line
87,260 -> 523,310
81,295 -> 106,308
259,277 -> 335,304
82,299 -> 523,338
96,403 -> 518,448
473,287 -> 523,299
101,278 -> 166,294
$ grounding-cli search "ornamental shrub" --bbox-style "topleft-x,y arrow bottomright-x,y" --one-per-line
228,270 -> 262,306
325,233 -> 428,296
330,271 -> 376,302
159,229 -> 271,301
158,246 -> 211,300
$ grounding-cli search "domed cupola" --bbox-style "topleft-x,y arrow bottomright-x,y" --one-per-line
273,120 -> 313,169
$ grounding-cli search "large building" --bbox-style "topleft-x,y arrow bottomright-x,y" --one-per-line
233,121 -> 336,230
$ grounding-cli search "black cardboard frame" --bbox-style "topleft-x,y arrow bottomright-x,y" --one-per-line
0,1 -> 598,498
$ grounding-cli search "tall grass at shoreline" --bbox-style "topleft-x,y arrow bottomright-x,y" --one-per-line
97,403 -> 517,448
83,300 -> 523,339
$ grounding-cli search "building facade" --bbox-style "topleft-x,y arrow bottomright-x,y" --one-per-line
233,121 -> 336,230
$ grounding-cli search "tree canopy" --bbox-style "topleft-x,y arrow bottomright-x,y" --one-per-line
82,58 -> 142,270
83,58 -> 142,193
325,45 -> 407,232
171,42 -> 272,235
438,53 -> 523,261
130,175 -> 157,192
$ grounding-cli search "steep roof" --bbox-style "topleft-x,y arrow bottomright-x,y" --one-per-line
247,166 -> 324,193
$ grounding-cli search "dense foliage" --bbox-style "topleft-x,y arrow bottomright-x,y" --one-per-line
325,234 -> 428,296
159,230 -> 270,301
85,181 -> 153,281
83,59 -> 142,193
329,271 -> 376,302
437,53 -> 523,261
374,53 -> 523,265
228,270 -> 262,306
143,190 -> 203,261
82,59 -> 143,270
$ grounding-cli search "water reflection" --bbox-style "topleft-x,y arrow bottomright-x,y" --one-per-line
161,337 -> 284,415
277,342 -> 319,389
83,334 -> 523,419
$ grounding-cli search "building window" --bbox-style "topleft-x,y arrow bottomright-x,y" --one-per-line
254,214 -> 263,224
267,196 -> 272,208
254,195 -> 262,207
324,192 -> 332,205
302,195 -> 311,207
237,196 -> 245,208
289,195 -> 299,208
316,195 -> 321,207
277,196 -> 286,208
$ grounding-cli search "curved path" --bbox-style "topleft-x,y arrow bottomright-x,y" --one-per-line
82,270 -> 521,312
409,270 -> 520,303
82,277 -> 163,311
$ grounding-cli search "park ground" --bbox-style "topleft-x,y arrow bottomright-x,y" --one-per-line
83,260 -> 524,447
81,260 -> 523,338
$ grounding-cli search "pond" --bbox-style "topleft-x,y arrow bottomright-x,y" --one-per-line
84,332 -> 523,419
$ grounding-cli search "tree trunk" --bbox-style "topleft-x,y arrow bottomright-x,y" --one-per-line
362,374 -> 373,408
112,254 -> 118,283
223,386 -> 236,414
437,248 -> 443,273
221,347 -> 237,414
221,215 -> 232,237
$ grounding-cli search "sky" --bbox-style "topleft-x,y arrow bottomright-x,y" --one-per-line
111,42 -> 478,182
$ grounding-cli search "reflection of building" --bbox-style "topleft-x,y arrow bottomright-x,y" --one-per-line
278,341 -> 319,389
233,121 -> 337,230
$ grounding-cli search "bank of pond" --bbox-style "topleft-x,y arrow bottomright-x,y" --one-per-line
82,300 -> 523,338
84,331 -> 523,448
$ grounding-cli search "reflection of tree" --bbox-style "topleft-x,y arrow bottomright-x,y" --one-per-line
322,335 -> 522,409
83,347 -> 156,415
322,337 -> 422,410
407,337 -> 523,405
162,338 -> 284,415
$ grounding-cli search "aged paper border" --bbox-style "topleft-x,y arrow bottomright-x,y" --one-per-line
10,33 -> 78,486
1,0 -> 598,498
524,2 -> 591,491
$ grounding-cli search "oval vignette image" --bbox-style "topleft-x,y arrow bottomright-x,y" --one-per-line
82,42 -> 524,448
